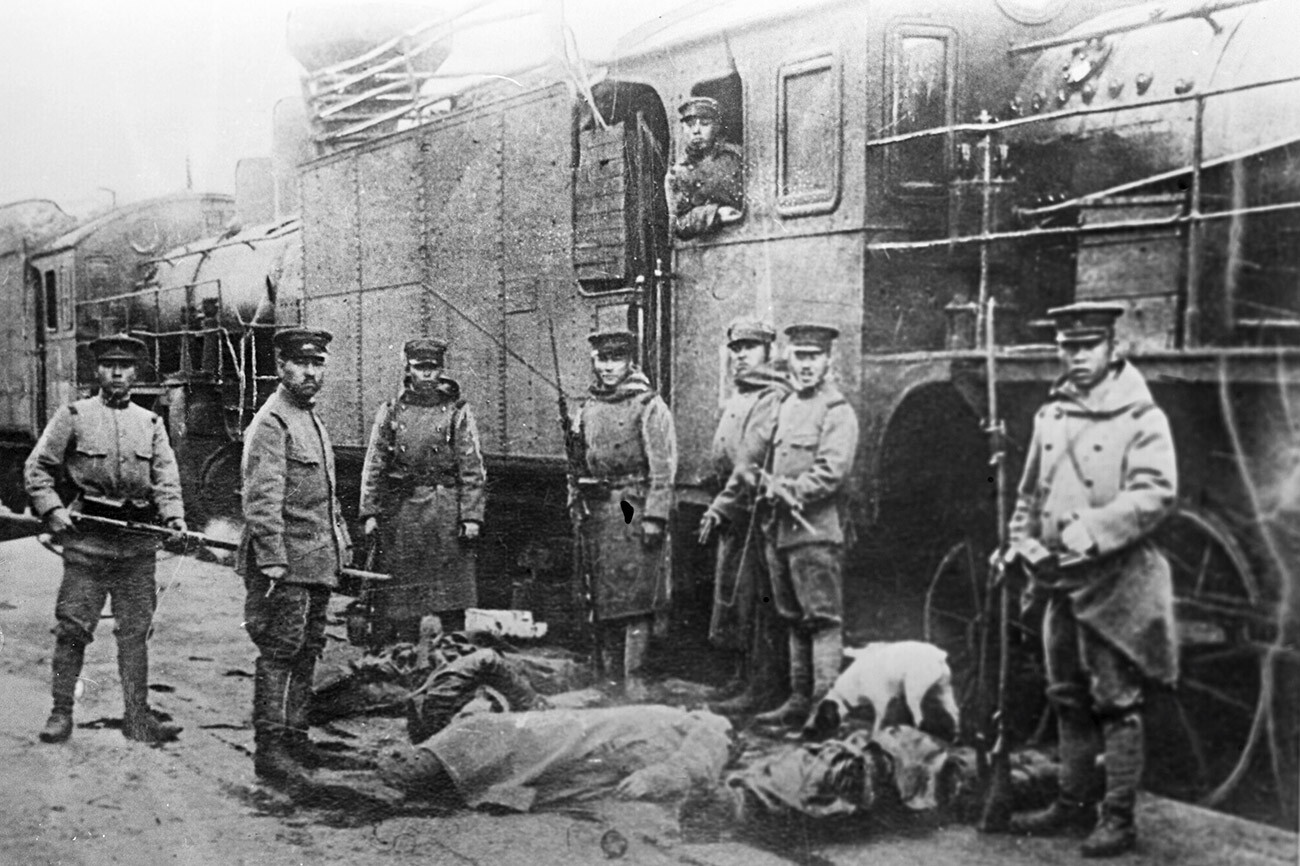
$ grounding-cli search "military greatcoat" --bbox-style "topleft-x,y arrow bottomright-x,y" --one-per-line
665,142 -> 744,240
1010,360 -> 1179,684
359,378 -> 487,616
574,370 -> 677,621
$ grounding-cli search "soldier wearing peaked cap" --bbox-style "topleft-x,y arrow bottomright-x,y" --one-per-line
1002,302 -> 1178,857
666,96 -> 744,240
359,337 -> 487,645
238,325 -> 367,791
25,332 -> 186,745
571,329 -> 677,700
722,322 -> 859,731
698,316 -> 793,715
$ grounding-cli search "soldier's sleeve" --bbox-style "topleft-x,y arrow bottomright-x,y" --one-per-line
455,403 -> 487,524
790,402 -> 859,505
1076,404 -> 1178,556
242,413 -> 290,570
24,406 -> 75,517
358,402 -> 393,520
641,396 -> 677,523
149,414 -> 185,522
709,388 -> 781,522
720,148 -> 745,212
666,163 -> 721,240
1008,413 -> 1045,545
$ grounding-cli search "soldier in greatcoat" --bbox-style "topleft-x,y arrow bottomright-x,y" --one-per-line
25,333 -> 186,744
665,96 -> 744,240
1003,303 -> 1178,858
572,329 -> 677,700
698,317 -> 792,714
359,338 -> 487,643
728,324 -> 859,731
238,328 -> 363,792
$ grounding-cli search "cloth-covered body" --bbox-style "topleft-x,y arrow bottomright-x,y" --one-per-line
390,705 -> 733,812
358,382 -> 486,622
665,142 -> 744,240
574,371 -> 677,621
1010,360 -> 1179,686
236,385 -> 351,588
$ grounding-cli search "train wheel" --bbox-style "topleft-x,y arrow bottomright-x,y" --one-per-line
1144,507 -> 1271,811
924,538 -> 992,742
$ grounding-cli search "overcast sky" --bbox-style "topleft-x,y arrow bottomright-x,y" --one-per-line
0,0 -> 682,216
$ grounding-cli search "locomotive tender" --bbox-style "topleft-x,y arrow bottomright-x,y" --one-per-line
0,0 -> 1294,825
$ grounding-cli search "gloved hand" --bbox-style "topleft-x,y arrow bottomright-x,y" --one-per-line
459,520 -> 481,541
165,516 -> 187,543
1059,520 -> 1096,558
363,516 -> 379,536
642,519 -> 665,547
46,507 -> 76,535
697,510 -> 724,545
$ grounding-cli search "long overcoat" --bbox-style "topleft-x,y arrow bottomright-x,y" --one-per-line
665,142 -> 744,240
573,370 -> 677,621
358,379 -> 486,615
1010,360 -> 1179,684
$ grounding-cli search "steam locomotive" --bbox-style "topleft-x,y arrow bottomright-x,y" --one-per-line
0,0 -> 1295,825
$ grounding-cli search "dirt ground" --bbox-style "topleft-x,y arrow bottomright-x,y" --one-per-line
0,535 -> 1295,866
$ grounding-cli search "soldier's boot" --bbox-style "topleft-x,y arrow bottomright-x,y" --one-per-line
750,601 -> 790,713
808,627 -> 843,706
710,661 -> 761,715
754,631 -> 812,728
119,639 -> 181,743
623,619 -> 651,702
39,637 -> 84,743
285,657 -> 372,771
1081,713 -> 1143,858
253,658 -> 318,794
1010,708 -> 1100,836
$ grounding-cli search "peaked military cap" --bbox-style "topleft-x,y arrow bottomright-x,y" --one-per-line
90,333 -> 147,363
587,329 -> 637,357
784,323 -> 840,351
678,96 -> 721,121
274,327 -> 332,360
404,338 -> 447,364
726,316 -> 776,347
1047,302 -> 1124,344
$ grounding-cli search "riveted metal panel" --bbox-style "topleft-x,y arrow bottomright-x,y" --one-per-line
307,292 -> 363,447
357,136 -> 422,291
358,282 -> 422,436
300,159 -> 358,298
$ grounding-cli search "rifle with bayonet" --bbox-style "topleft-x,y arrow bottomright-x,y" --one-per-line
548,319 -> 601,667
0,510 -> 390,586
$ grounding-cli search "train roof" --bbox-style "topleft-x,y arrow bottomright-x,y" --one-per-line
31,192 -> 234,259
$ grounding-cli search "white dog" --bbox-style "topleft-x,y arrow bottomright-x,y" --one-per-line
802,641 -> 960,742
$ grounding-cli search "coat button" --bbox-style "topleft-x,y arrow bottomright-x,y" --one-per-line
1045,443 -> 1053,451
1094,444 -> 1103,451
1084,479 -> 1093,488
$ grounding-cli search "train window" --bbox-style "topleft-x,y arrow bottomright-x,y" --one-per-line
886,25 -> 956,196
690,73 -> 743,147
43,270 -> 57,331
776,53 -> 841,217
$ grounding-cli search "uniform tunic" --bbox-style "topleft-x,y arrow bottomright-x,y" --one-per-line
25,395 -> 184,643
358,381 -> 487,616
1010,360 -> 1179,691
574,371 -> 677,621
665,142 -> 744,240
705,365 -> 791,649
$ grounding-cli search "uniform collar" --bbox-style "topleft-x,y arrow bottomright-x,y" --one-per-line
278,383 -> 317,410
1050,360 -> 1153,415
98,391 -> 131,409
589,368 -> 653,401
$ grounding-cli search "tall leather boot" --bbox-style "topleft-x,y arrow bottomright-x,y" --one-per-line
39,637 -> 84,743
754,630 -> 811,728
623,618 -> 650,702
253,658 -> 316,794
1010,706 -> 1100,836
119,640 -> 181,743
286,656 -> 372,771
1082,713 -> 1143,858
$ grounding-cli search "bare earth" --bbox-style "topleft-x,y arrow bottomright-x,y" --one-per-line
0,536 -> 1294,866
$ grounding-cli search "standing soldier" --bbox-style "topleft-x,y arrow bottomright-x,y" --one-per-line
1003,303 -> 1178,858
358,338 -> 486,643
665,96 -> 744,240
26,333 -> 186,744
698,317 -> 792,714
238,328 -> 362,792
743,324 -> 859,731
572,330 -> 677,700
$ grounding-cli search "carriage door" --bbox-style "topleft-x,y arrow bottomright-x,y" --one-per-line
628,110 -> 671,393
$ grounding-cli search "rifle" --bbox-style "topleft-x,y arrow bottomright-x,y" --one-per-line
0,510 -> 390,585
548,319 -> 602,668
978,297 -> 1015,833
